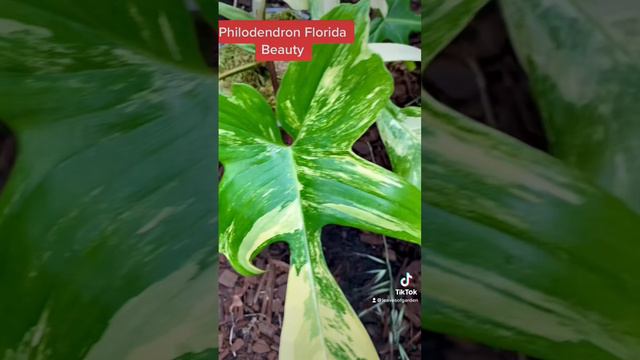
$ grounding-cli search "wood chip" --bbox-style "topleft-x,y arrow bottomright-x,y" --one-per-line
387,249 -> 397,262
272,299 -> 284,312
219,349 -> 229,359
353,142 -> 369,154
252,340 -> 270,354
229,294 -> 244,318
270,259 -> 290,271
219,269 -> 238,288
405,301 -> 422,327
230,339 -> 244,353
406,259 -> 421,274
360,232 -> 384,245
259,323 -> 275,338
275,274 -> 288,285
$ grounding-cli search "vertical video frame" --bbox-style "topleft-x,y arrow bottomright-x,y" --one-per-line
218,0 -> 421,359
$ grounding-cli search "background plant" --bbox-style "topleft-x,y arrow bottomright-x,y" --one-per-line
0,0 -> 217,359
422,1 -> 640,359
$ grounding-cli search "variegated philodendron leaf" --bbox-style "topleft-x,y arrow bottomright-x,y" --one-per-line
219,2 -> 420,359
378,102 -> 421,187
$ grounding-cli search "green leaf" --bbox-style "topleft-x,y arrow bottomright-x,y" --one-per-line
220,2 -> 420,358
219,2 -> 255,20
378,102 -> 421,187
283,0 -> 309,11
371,0 -> 389,17
500,0 -> 640,213
422,94 -> 640,359
370,0 -> 420,44
368,43 -> 421,62
309,0 -> 339,19
252,0 -> 266,19
422,0 -> 488,65
0,0 -> 216,358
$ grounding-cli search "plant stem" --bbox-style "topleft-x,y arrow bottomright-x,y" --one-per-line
219,62 -> 261,80
266,61 -> 280,94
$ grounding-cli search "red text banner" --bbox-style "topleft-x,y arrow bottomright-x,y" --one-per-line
218,20 -> 354,61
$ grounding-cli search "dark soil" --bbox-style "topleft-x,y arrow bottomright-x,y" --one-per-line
422,1 -> 544,359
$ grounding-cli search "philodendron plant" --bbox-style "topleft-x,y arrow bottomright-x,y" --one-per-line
219,1 -> 420,358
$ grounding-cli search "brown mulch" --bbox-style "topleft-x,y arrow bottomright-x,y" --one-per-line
218,245 -> 290,360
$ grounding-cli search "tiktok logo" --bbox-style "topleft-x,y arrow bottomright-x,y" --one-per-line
400,272 -> 413,287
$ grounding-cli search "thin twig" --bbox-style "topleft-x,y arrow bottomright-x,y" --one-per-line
366,141 -> 377,164
220,62 -> 261,80
229,312 -> 236,357
409,331 -> 421,345
405,96 -> 420,106
382,236 -> 395,309
465,57 -> 497,126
